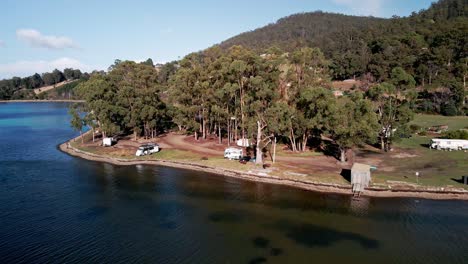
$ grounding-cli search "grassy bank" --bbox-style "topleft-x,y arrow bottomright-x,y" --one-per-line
373,114 -> 468,189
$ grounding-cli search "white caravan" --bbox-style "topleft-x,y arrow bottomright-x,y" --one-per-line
224,147 -> 243,160
135,143 -> 160,157
103,137 -> 116,147
430,139 -> 468,151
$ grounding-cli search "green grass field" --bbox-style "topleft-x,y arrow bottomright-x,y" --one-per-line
375,114 -> 468,189
410,114 -> 468,130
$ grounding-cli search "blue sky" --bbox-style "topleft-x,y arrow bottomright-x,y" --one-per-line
0,0 -> 435,78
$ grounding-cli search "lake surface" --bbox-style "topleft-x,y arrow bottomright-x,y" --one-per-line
0,102 -> 467,264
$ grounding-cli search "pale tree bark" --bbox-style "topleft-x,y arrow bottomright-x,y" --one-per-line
218,122 -> 222,144
272,137 -> 277,163
255,121 -> 263,165
340,148 -> 346,163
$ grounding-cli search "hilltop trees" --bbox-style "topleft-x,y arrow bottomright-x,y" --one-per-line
0,68 -> 86,100
218,0 -> 467,115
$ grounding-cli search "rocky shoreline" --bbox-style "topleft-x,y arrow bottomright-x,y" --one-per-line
59,139 -> 468,201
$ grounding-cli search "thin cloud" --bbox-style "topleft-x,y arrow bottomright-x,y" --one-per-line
0,57 -> 95,78
332,0 -> 383,17
16,29 -> 79,50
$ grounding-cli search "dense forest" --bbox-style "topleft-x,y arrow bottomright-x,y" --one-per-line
220,0 -> 467,89
66,0 -> 468,163
0,68 -> 88,100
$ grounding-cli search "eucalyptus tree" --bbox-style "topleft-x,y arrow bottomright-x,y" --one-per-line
368,82 -> 414,151
279,47 -> 331,152
69,105 -> 85,143
75,74 -> 122,138
169,52 -> 206,140
328,93 -> 379,163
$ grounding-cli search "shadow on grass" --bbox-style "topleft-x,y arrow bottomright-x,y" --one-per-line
341,169 -> 351,183
451,176 -> 467,185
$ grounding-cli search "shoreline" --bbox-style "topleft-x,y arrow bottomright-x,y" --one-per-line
59,139 -> 468,201
0,99 -> 84,103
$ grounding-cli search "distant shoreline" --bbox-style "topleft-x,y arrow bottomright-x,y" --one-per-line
0,99 -> 84,103
59,137 -> 468,201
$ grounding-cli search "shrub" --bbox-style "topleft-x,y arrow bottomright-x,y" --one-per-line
441,130 -> 468,140
419,131 -> 427,136
409,124 -> 421,133
441,101 -> 458,116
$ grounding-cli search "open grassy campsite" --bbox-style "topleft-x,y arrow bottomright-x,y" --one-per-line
371,114 -> 468,188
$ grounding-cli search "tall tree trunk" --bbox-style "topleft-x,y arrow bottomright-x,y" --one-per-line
195,131 -> 198,141
301,132 -> 308,152
290,126 -> 297,152
218,122 -> 222,144
340,148 -> 346,163
380,137 -> 385,151
92,128 -> 95,142
234,116 -> 238,141
202,110 -> 206,139
255,121 -> 263,165
272,137 -> 277,163
227,118 -> 231,146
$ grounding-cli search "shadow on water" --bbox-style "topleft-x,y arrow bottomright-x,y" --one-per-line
340,169 -> 351,183
275,220 -> 379,249
209,211 -> 244,223
252,236 -> 270,248
249,257 -> 267,264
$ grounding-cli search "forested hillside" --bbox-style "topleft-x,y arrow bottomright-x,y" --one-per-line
220,0 -> 467,85
71,0 -> 467,164
0,68 -> 89,100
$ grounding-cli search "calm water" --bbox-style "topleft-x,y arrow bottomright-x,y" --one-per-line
0,102 -> 467,264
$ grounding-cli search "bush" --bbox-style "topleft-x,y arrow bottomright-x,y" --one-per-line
409,124 -> 421,133
441,130 -> 468,139
441,101 -> 458,116
419,131 -> 427,136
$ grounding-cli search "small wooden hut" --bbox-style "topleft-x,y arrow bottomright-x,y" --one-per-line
351,163 -> 372,196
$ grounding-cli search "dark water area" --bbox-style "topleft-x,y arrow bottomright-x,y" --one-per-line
0,102 -> 467,263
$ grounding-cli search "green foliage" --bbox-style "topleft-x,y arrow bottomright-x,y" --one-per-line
0,68 -> 85,100
441,101 -> 459,116
328,93 -> 379,162
76,61 -> 167,139
441,129 -> 468,139
219,0 -> 467,104
409,124 -> 421,133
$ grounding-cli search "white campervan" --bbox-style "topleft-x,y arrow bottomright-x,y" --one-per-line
103,137 -> 116,147
431,139 -> 468,151
135,143 -> 160,157
224,147 -> 243,160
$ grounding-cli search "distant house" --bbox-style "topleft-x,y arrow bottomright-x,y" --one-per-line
351,163 -> 372,196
